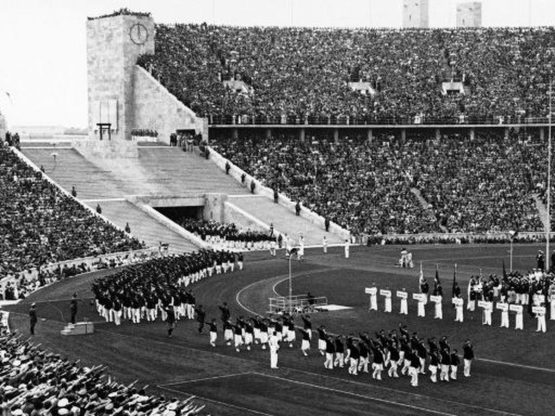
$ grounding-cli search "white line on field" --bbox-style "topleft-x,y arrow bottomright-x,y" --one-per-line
159,371 -> 254,387
253,371 -> 456,416
156,384 -> 275,416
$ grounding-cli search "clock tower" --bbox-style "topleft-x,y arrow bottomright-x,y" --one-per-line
87,11 -> 155,142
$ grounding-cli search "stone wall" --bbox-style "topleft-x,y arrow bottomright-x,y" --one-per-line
224,201 -> 270,233
132,66 -> 204,143
87,14 -> 155,141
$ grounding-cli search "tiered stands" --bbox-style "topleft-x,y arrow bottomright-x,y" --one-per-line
138,25 -> 554,124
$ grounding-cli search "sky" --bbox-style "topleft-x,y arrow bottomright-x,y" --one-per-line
0,0 -> 553,128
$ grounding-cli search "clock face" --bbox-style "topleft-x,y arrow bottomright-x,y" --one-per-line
129,23 -> 149,45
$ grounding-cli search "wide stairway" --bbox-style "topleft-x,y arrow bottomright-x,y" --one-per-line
83,200 -> 197,252
22,145 -> 248,198
21,143 -> 345,249
228,195 -> 344,246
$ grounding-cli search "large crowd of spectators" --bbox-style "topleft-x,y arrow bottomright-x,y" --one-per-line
0,141 -> 144,279
211,130 -> 545,235
0,328 -> 207,415
138,24 -> 554,124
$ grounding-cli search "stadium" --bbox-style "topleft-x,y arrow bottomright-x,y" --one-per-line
1,1 -> 555,415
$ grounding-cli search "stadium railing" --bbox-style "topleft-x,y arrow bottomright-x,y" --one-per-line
269,295 -> 328,314
208,114 -> 551,126
362,231 -> 555,245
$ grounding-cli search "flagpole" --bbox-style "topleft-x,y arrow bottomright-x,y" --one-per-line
288,254 -> 292,314
547,77 -> 553,271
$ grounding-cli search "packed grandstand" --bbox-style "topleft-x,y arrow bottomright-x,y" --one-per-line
138,24 -> 554,124
1,7 -> 555,416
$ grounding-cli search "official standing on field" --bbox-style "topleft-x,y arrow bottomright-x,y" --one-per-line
463,339 -> 474,377
269,333 -> 279,369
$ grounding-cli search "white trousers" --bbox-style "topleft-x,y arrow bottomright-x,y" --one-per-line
400,299 -> 408,315
455,306 -> 463,322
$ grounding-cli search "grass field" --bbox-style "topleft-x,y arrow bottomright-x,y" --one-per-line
5,243 -> 555,416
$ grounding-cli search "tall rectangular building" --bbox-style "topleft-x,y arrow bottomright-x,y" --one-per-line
403,0 -> 429,29
456,2 -> 482,28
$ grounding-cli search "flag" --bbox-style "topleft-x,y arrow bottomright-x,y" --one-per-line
418,262 -> 423,284
435,264 -> 440,284
451,264 -> 457,299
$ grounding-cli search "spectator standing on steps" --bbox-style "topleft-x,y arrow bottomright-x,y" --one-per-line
71,186 -> 77,197
29,303 -> 37,335
295,201 -> 301,216
125,222 -> 131,233
70,293 -> 78,324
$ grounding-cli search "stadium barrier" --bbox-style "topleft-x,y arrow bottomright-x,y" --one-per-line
208,114 -> 551,127
269,295 -> 328,314
362,231 -> 555,246
0,247 -> 160,301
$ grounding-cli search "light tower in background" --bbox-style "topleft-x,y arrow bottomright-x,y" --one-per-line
456,2 -> 482,28
402,0 -> 429,29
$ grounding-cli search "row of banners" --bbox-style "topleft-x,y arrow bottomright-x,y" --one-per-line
364,287 -> 553,332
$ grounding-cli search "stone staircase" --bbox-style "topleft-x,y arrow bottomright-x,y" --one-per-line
21,146 -> 249,198
21,143 -> 344,249
22,147 -> 125,199
228,195 -> 344,246
83,200 -> 198,252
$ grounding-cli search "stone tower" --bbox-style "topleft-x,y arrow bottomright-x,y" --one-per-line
403,0 -> 429,29
87,11 -> 155,141
456,2 -> 482,28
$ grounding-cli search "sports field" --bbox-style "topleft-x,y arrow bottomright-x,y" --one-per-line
6,243 -> 555,416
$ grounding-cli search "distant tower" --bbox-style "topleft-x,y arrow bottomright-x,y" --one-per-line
456,2 -> 482,28
403,0 -> 429,29
87,11 -> 155,141
0,111 -> 5,139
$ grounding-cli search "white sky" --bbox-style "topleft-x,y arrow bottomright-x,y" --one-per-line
0,0 -> 553,128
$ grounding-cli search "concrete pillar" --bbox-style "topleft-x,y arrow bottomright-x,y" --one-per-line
401,128 -> 406,142
334,128 -> 339,143
504,128 -> 509,140
540,128 -> 545,141
232,128 -> 239,140
470,128 -> 475,141
367,128 -> 373,143
265,128 -> 272,140
299,128 -> 306,142
435,128 -> 441,141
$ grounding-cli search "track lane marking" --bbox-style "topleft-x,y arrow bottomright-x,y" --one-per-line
157,385 -> 275,416
253,371 -> 457,416
159,371 -> 254,387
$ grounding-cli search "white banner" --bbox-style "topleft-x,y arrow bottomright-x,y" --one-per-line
365,287 -> 377,295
